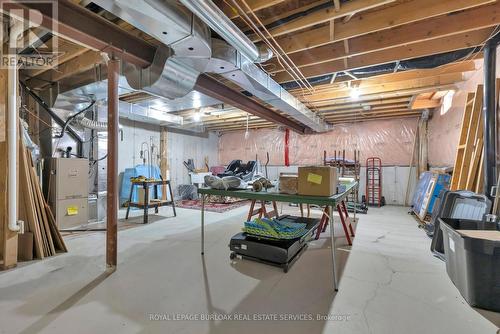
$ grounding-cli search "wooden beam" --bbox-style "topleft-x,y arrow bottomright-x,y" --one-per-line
241,0 -> 331,33
291,62 -> 475,99
22,38 -> 87,79
267,3 -> 500,71
252,0 -> 394,40
270,0 -> 495,55
410,98 -> 442,109
0,69 -> 17,269
323,108 -> 413,118
218,0 -> 286,19
320,103 -> 410,114
329,113 -> 421,123
302,73 -> 463,102
315,96 -> 412,110
27,50 -> 103,90
274,29 -> 490,82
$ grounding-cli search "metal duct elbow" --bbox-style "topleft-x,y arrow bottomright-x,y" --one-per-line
123,46 -> 200,100
91,0 -> 212,99
178,0 -> 273,63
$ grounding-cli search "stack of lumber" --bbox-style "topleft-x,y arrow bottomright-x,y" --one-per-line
450,81 -> 499,192
19,140 -> 67,259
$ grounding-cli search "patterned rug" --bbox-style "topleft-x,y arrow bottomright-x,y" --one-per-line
175,199 -> 249,213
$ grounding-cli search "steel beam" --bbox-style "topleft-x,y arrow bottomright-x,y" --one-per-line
6,1 -> 305,132
106,58 -> 119,269
1,0 -> 155,67
195,74 -> 306,134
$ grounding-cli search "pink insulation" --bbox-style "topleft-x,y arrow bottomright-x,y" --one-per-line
428,56 -> 500,167
219,118 -> 418,166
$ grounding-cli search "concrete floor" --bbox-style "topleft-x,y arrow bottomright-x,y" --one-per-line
0,204 -> 498,334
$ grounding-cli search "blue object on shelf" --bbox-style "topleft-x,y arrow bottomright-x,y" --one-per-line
119,165 -> 164,207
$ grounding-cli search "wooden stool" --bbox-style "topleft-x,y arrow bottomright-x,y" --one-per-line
247,200 -> 278,221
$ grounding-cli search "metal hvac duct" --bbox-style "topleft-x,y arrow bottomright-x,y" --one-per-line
88,0 -> 329,132
207,38 -> 330,132
91,0 -> 212,99
178,0 -> 272,63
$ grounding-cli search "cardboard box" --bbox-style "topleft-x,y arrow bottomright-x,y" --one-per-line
298,166 -> 337,197
279,173 -> 298,194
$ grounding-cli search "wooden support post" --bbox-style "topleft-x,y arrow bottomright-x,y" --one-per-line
160,127 -> 168,200
0,69 -> 18,269
106,58 -> 120,270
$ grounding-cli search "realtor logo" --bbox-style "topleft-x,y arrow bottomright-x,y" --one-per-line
0,0 -> 59,69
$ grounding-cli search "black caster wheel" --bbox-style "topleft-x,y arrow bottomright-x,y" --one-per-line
283,265 -> 289,273
230,252 -> 237,260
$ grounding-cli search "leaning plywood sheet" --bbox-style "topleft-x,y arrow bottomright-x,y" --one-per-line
19,141 -> 44,258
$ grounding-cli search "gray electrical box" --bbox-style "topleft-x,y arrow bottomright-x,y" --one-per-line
48,158 -> 89,229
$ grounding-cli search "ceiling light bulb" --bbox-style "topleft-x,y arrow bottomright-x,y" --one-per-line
350,88 -> 360,100
193,112 -> 201,122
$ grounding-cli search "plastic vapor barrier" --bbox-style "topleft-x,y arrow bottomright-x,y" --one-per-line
219,118 -> 418,166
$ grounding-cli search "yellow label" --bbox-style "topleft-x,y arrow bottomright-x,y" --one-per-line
307,173 -> 322,185
67,206 -> 78,216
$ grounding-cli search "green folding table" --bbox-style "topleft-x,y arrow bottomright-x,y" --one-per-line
197,181 -> 358,291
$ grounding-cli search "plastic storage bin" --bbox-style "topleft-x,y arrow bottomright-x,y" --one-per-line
439,218 -> 500,311
430,190 -> 490,259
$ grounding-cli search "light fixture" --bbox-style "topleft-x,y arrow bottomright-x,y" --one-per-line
350,87 -> 360,100
193,109 -> 201,122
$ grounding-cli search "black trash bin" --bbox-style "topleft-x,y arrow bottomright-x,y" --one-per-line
439,218 -> 500,312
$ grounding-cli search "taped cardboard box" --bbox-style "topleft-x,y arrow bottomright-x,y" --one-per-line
279,173 -> 298,194
298,166 -> 337,197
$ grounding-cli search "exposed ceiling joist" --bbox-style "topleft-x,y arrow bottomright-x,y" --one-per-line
274,29 -> 491,82
219,0 -> 286,19
328,113 -> 422,124
266,4 -> 500,71
289,61 -> 475,94
271,0 -> 495,55
26,50 -> 104,90
303,73 -> 463,102
251,0 -> 395,41
194,74 -> 307,133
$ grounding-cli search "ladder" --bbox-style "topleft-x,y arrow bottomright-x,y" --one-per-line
366,157 -> 382,207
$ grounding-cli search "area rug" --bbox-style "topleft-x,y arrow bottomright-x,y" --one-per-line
175,199 -> 250,213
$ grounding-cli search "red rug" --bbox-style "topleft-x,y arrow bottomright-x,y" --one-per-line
175,199 -> 249,213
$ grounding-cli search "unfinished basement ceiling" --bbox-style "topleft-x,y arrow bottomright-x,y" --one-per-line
18,0 -> 499,132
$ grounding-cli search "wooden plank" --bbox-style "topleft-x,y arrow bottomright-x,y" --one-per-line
302,73 -> 464,102
218,0 -> 285,19
28,50 -> 103,90
254,0 -> 394,39
274,29 -> 492,82
269,0 -> 495,54
457,85 -> 483,190
45,205 -> 67,253
266,2 -> 500,70
0,69 -> 17,269
465,137 -> 483,190
28,150 -> 55,255
475,149 -> 485,193
160,127 -> 168,201
19,141 -> 44,258
410,98 -> 442,110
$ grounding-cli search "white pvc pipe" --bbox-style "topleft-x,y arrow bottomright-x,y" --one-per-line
7,21 -> 24,233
